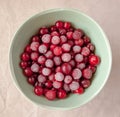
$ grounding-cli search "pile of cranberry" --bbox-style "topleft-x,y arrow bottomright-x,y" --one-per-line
20,21 -> 100,100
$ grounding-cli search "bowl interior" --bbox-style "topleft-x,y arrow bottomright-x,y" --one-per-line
10,9 -> 112,110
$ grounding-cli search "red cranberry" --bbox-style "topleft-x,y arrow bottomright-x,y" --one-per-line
53,46 -> 62,56
73,30 -> 82,40
68,40 -> 74,46
45,59 -> 54,68
87,43 -> 95,52
61,63 -> 72,75
64,75 -> 72,84
45,80 -> 53,88
48,73 -> 55,81
66,31 -> 73,39
64,22 -> 71,29
45,90 -> 56,100
81,79 -> 91,88
77,63 -> 86,70
63,84 -> 70,92
25,45 -> 32,54
31,63 -> 39,72
20,61 -> 28,69
62,43 -> 71,52
51,31 -> 59,36
44,50 -> 53,59
31,52 -> 39,61
60,35 -> 67,44
89,55 -> 100,66
37,55 -> 46,65
61,53 -> 71,62
69,60 -> 76,67
38,74 -> 46,83
38,44 -> 47,54
53,56 -> 62,66
59,28 -> 66,35
39,27 -> 49,35
73,45 -> 81,53
42,67 -> 51,76
24,67 -> 33,77
27,76 -> 36,85
73,87 -> 84,94
69,81 -> 80,91
57,89 -> 67,99
72,68 -> 82,80
51,36 -> 60,45
81,47 -> 90,56
50,25 -> 57,32
55,21 -> 64,28
83,36 -> 90,44
41,34 -> 51,43
21,53 -> 30,61
75,39 -> 84,46
75,54 -> 83,63
31,36 -> 40,42
34,86 -> 43,96
50,44 -> 56,50
88,65 -> 96,73
55,66 -> 62,72
55,72 -> 64,81
53,81 -> 62,89
82,68 -> 92,79
30,42 -> 40,51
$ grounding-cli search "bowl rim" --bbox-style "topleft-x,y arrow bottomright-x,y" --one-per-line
9,8 -> 112,110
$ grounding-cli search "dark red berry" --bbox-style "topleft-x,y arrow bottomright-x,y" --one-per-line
57,89 -> 67,99
34,86 -> 43,96
89,55 -> 100,66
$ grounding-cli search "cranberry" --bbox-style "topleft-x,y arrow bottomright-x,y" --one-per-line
24,67 -> 33,77
42,67 -> 51,76
45,59 -> 54,68
61,53 -> 71,62
37,55 -> 46,65
89,55 -> 100,66
45,80 -> 53,88
81,79 -> 91,88
74,87 -> 84,94
82,68 -> 92,79
75,54 -> 83,63
48,73 -> 55,81
45,90 -> 56,100
75,39 -> 84,46
64,75 -> 72,84
68,40 -> 74,46
44,50 -> 53,59
50,44 -> 56,50
59,28 -> 66,35
72,68 -> 82,80
88,65 -> 96,73
55,21 -> 64,28
51,31 -> 59,36
25,45 -> 32,54
31,52 -> 39,61
57,89 -> 67,99
73,30 -> 82,40
69,60 -> 76,67
55,72 -> 64,81
81,47 -> 90,56
64,22 -> 71,29
66,31 -> 73,39
38,44 -> 47,54
54,56 -> 62,66
39,27 -> 49,35
53,46 -> 62,56
51,36 -> 60,45
38,74 -> 46,83
31,63 -> 39,72
50,25 -> 57,32
20,61 -> 28,69
41,34 -> 51,43
61,63 -> 72,75
31,36 -> 40,42
83,36 -> 90,44
21,53 -> 30,61
30,42 -> 40,51
77,63 -> 86,70
62,43 -> 71,52
69,81 -> 80,91
27,76 -> 36,85
87,43 -> 95,52
34,86 -> 43,96
55,66 -> 62,72
63,84 -> 70,92
73,45 -> 81,53
53,81 -> 62,89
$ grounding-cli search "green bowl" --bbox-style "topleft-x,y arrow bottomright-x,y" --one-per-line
9,8 -> 112,110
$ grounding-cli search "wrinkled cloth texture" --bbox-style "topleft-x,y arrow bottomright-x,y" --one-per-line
0,0 -> 120,117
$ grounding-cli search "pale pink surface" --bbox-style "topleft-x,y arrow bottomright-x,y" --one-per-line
0,0 -> 119,116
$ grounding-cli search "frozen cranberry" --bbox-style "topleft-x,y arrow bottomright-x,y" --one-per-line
77,63 -> 86,70
59,28 -> 66,35
57,89 -> 67,99
75,54 -> 83,63
69,81 -> 80,91
38,74 -> 46,83
81,79 -> 91,88
60,35 -> 67,44
51,31 -> 59,36
68,40 -> 74,46
88,65 -> 96,73
82,68 -> 92,79
55,21 -> 64,28
51,36 -> 60,45
62,43 -> 71,52
75,39 -> 84,46
45,90 -> 56,100
89,55 -> 100,66
25,45 -> 32,54
41,34 -> 51,43
39,27 -> 49,35
69,60 -> 76,67
31,52 -> 39,61
50,44 -> 56,50
66,31 -> 73,39
45,59 -> 54,68
73,45 -> 81,53
73,30 -> 82,40
53,46 -> 62,56
24,67 -> 33,77
37,55 -> 46,65
55,66 -> 62,72
53,56 -> 62,66
83,36 -> 90,44
53,81 -> 62,89
44,50 -> 53,59
64,75 -> 72,84
21,53 -> 30,61
38,44 -> 47,54
31,63 -> 39,72
20,61 -> 28,69
45,80 -> 53,88
48,73 -> 55,81
63,84 -> 70,92
64,22 -> 71,29
61,53 -> 71,62
34,86 -> 43,96
30,42 -> 40,51
73,87 -> 84,94
50,25 -> 57,32
55,72 -> 64,81
27,76 -> 36,85
87,43 -> 95,52
61,63 -> 72,75
81,47 -> 90,56
72,68 -> 82,79
31,36 -> 40,42
42,67 -> 51,76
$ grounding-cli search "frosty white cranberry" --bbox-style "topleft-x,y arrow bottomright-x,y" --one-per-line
55,72 -> 64,81
73,45 -> 81,53
75,54 -> 83,62
42,68 -> 51,76
69,81 -> 80,91
63,84 -> 70,92
62,43 -> 71,52
51,36 -> 60,45
48,73 -> 55,81
72,68 -> 82,79
60,35 -> 67,43
53,56 -> 62,66
44,50 -> 53,59
53,81 -> 62,89
45,59 -> 54,68
38,74 -> 46,83
41,34 -> 51,43
73,30 -> 82,40
64,75 -> 72,84
81,47 -> 90,56
77,63 -> 86,69
61,53 -> 71,62
38,44 -> 47,54
82,68 -> 92,79
45,90 -> 56,100
37,55 -> 46,65
31,63 -> 39,72
30,42 -> 40,51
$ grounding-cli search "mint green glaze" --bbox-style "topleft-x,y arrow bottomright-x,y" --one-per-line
9,8 -> 112,110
